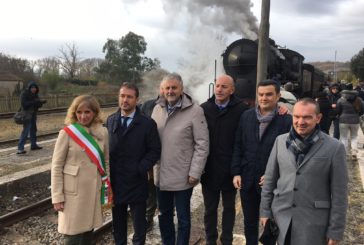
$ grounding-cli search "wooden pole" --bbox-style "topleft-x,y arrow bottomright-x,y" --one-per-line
256,0 -> 271,94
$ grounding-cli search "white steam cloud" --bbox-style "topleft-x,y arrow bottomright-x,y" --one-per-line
123,0 -> 258,102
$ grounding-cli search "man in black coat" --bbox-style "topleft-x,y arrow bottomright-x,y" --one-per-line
231,80 -> 292,245
17,81 -> 46,154
200,74 -> 249,245
106,82 -> 161,245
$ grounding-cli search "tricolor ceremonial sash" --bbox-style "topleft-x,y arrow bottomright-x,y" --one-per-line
64,123 -> 112,206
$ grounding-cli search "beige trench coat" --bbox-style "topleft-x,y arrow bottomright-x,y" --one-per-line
51,123 -> 109,235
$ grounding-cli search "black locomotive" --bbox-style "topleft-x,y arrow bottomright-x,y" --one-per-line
222,38 -> 325,104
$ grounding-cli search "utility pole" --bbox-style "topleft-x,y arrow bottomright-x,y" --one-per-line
334,50 -> 337,82
256,0 -> 271,95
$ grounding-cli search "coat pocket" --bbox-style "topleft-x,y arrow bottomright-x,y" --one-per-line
63,165 -> 79,195
314,201 -> 331,208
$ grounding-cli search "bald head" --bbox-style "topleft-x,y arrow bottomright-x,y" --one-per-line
217,75 -> 234,87
214,75 -> 235,105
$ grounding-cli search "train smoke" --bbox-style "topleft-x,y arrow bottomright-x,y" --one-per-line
161,0 -> 258,39
123,0 -> 259,102
161,0 -> 258,102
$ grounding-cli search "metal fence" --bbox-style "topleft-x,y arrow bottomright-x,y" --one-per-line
0,94 -> 118,113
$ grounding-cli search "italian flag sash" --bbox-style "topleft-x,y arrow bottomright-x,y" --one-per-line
63,123 -> 112,206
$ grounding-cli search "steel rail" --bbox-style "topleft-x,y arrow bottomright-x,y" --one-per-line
0,103 -> 118,119
0,132 -> 59,146
0,197 -> 203,244
0,197 -> 52,229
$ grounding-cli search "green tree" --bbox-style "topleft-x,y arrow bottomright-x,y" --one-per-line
98,32 -> 160,83
350,48 -> 364,81
41,72 -> 63,91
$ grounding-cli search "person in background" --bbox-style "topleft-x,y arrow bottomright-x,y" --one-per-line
51,95 -> 109,245
106,82 -> 161,245
260,98 -> 348,245
327,83 -> 341,139
152,73 -> 209,245
315,91 -> 331,134
200,74 -> 248,245
231,79 -> 292,245
355,81 -> 364,101
140,81 -> 165,232
17,81 -> 46,154
336,89 -> 364,157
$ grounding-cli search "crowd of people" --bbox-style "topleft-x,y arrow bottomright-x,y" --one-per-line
15,73 -> 355,244
315,81 -> 364,157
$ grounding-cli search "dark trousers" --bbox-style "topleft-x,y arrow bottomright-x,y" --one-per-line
64,230 -> 94,245
202,185 -> 236,245
146,178 -> 157,223
112,202 -> 147,245
18,114 -> 37,151
240,187 -> 261,245
329,118 -> 340,139
284,221 -> 292,245
157,187 -> 193,245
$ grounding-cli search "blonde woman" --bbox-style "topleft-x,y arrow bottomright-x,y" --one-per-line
51,95 -> 110,245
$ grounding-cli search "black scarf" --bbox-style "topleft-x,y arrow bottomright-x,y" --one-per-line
286,125 -> 320,167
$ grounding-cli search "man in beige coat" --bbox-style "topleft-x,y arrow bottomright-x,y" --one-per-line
152,72 -> 209,245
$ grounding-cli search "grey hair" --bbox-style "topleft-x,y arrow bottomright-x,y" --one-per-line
162,72 -> 183,86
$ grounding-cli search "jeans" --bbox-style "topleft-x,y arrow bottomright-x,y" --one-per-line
18,114 -> 37,151
157,187 -> 193,245
240,187 -> 261,245
339,123 -> 359,151
112,202 -> 147,245
202,185 -> 236,245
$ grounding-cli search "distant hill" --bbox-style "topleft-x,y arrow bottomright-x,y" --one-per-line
309,61 -> 350,73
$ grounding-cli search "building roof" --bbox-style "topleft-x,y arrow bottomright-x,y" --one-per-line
0,73 -> 22,81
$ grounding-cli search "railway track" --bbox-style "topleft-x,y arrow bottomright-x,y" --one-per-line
0,131 -> 59,147
0,197 -> 202,244
0,103 -> 118,119
0,197 -> 113,241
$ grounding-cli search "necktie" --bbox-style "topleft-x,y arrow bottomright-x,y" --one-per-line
122,116 -> 129,130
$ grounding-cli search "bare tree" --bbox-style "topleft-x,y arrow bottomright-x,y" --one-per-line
79,58 -> 103,80
58,42 -> 81,80
36,56 -> 60,76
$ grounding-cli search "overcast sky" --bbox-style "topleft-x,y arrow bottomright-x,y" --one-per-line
1,0 -> 363,100
1,0 -> 363,69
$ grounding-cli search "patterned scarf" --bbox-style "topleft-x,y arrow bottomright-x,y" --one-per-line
255,106 -> 277,140
286,125 -> 320,167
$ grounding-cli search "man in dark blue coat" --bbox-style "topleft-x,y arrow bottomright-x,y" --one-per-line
231,79 -> 292,245
200,74 -> 248,245
106,82 -> 161,245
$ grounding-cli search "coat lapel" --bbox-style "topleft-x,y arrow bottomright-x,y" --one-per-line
297,136 -> 324,169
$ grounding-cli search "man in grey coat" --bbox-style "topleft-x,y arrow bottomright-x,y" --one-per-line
152,72 -> 209,245
260,98 -> 348,245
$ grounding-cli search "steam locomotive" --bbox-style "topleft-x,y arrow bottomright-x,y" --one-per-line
222,38 -> 325,104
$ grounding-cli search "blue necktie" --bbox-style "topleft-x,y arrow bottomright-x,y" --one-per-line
121,116 -> 129,130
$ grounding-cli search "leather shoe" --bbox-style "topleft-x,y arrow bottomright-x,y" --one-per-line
31,146 -> 43,150
17,150 -> 26,154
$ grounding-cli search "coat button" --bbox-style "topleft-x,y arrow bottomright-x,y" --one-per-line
296,172 -> 301,175
293,188 -> 298,191
292,204 -> 296,208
